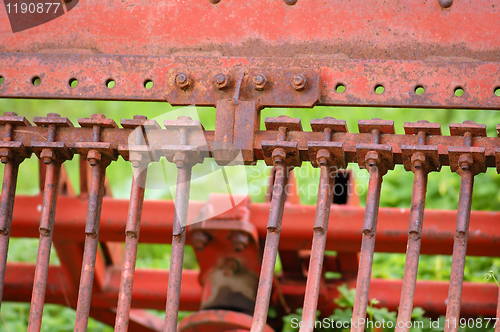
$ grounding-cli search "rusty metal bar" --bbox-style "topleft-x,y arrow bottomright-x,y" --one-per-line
299,163 -> 335,332
444,166 -> 474,332
114,166 -> 147,331
395,163 -> 427,330
163,162 -> 192,332
74,160 -> 107,332
27,161 -> 62,332
0,158 -> 20,309
350,161 -> 383,332
251,162 -> 289,332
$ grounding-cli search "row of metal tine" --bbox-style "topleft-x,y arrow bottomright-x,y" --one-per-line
0,111 -> 496,332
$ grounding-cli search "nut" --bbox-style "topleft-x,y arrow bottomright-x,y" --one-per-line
87,150 -> 102,166
191,230 -> 210,251
173,152 -> 188,167
291,74 -> 306,91
214,73 -> 230,90
365,151 -> 380,168
231,232 -> 250,252
175,73 -> 190,90
458,154 -> 473,171
411,152 -> 426,170
272,148 -> 287,164
40,149 -> 55,165
252,74 -> 267,91
0,148 -> 12,164
316,149 -> 332,166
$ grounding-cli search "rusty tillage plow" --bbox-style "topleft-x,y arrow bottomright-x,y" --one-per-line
0,111 -> 500,332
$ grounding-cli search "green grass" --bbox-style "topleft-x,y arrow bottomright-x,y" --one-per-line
1,99 -> 500,331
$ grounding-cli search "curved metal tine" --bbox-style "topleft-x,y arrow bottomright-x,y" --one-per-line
114,166 -> 148,331
250,163 -> 289,332
299,165 -> 335,332
350,164 -> 383,332
0,158 -> 21,309
163,162 -> 192,332
444,167 -> 474,332
395,164 -> 428,331
27,162 -> 62,332
74,161 -> 108,331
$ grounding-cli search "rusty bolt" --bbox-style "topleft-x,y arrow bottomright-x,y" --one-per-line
291,74 -> 306,91
272,148 -> 287,165
458,154 -> 473,171
175,73 -> 190,90
316,149 -> 332,166
365,151 -> 380,168
88,150 -> 102,166
283,0 -> 298,4
40,149 -> 55,165
214,73 -> 230,90
252,74 -> 267,91
438,0 -> 452,8
411,152 -> 426,170
130,152 -> 143,168
231,232 -> 250,252
209,0 -> 221,4
191,230 -> 210,251
0,148 -> 12,164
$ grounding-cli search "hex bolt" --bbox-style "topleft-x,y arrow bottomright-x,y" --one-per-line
283,0 -> 298,4
252,74 -> 268,91
214,73 -> 230,90
175,73 -> 191,90
291,74 -> 306,91
231,232 -> 250,252
438,0 -> 452,8
191,230 -> 210,251
209,0 -> 221,3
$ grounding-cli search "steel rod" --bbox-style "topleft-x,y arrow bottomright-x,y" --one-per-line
444,167 -> 474,332
27,161 -> 62,332
163,160 -> 192,332
351,164 -> 383,332
299,164 -> 335,332
114,166 -> 147,332
395,164 -> 428,331
0,158 -> 20,310
251,162 -> 289,332
74,161 -> 107,332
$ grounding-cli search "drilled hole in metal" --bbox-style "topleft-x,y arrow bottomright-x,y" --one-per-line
336,83 -> 345,93
415,86 -> 425,95
106,79 -> 116,89
374,85 -> 384,94
144,79 -> 154,89
494,87 -> 500,97
69,78 -> 78,88
31,76 -> 41,86
454,87 -> 464,97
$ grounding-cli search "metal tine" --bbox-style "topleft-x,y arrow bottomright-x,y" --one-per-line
299,117 -> 347,332
396,121 -> 441,331
28,113 -> 73,332
444,121 -> 487,332
115,116 -> 160,331
163,116 -> 204,332
0,112 -> 31,310
74,114 -> 118,332
251,116 -> 302,332
351,119 -> 394,332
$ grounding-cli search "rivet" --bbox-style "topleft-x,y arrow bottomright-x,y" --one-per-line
438,0 -> 452,8
284,0 -> 298,5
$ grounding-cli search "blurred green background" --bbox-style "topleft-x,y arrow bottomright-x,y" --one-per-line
1,99 -> 500,331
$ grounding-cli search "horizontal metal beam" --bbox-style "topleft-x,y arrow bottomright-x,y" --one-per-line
0,0 -> 499,61
4,263 -> 497,317
9,195 -> 500,256
1,53 -> 500,109
2,125 -> 500,166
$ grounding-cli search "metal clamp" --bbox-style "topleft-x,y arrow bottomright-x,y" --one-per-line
76,114 -> 119,165
261,115 -> 302,167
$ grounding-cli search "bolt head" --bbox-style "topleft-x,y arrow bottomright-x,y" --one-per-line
0,156 -> 9,164
458,154 -> 473,170
0,148 -> 12,163
214,73 -> 229,90
87,150 -> 102,165
283,0 -> 298,4
209,0 -> 221,4
173,152 -> 188,167
252,74 -> 267,91
231,232 -> 250,252
175,73 -> 190,89
438,0 -> 452,8
40,149 -> 55,164
291,74 -> 306,91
